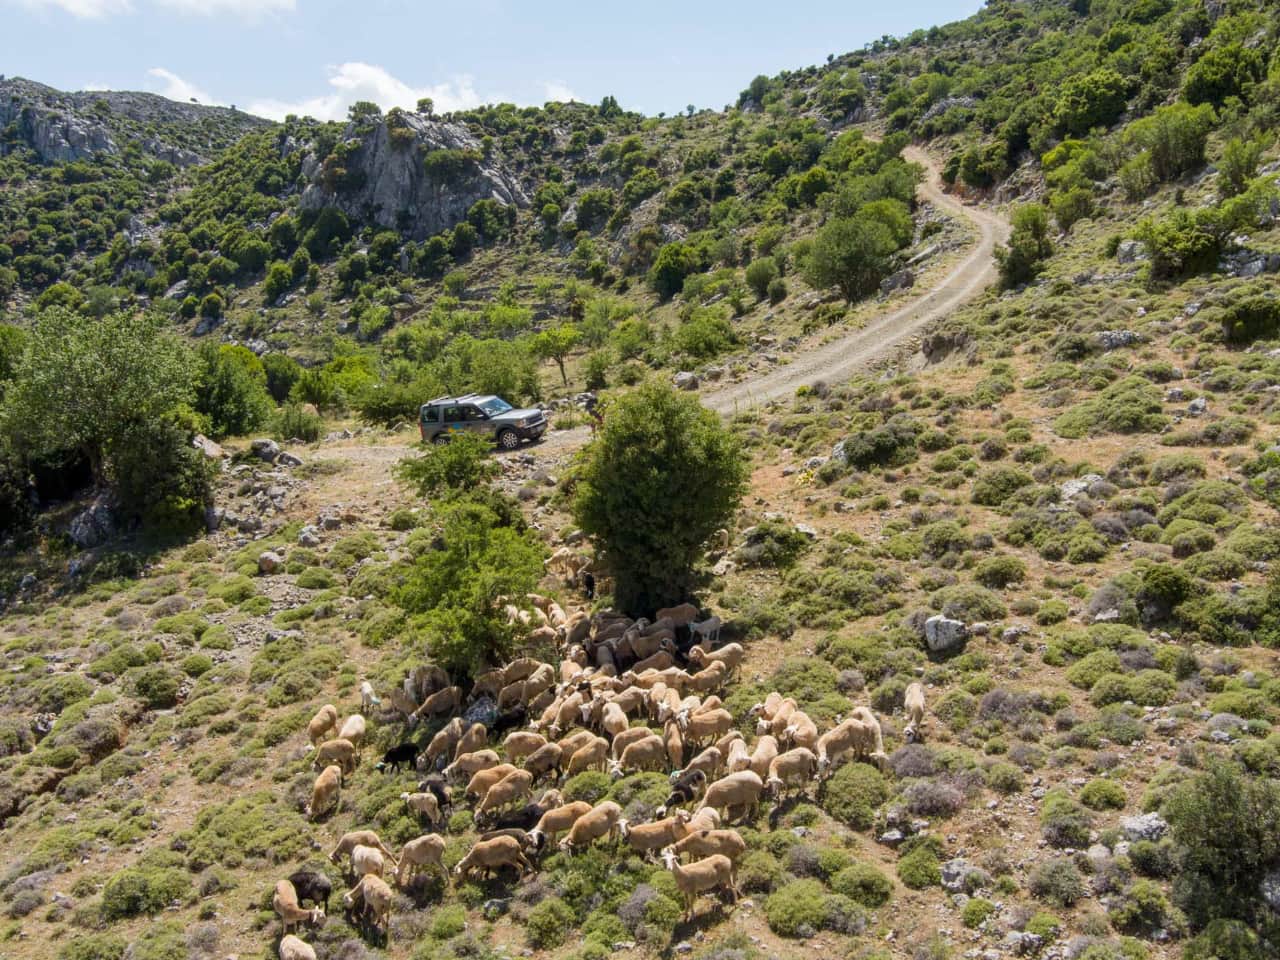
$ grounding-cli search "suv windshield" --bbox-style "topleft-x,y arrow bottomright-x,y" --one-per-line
478,397 -> 513,416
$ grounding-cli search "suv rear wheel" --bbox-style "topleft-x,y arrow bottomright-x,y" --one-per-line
496,429 -> 520,450
431,433 -> 450,446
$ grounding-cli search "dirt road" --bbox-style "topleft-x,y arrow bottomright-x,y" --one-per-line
701,146 -> 1008,416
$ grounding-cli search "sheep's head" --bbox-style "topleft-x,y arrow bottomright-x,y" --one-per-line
310,907 -> 327,927
607,759 -> 624,780
754,717 -> 770,736
764,776 -> 783,798
815,757 -> 832,779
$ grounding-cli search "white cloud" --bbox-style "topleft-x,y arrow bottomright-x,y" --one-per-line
11,0 -> 133,17
146,66 -> 223,105
153,0 -> 294,17
246,62 -> 498,122
542,81 -> 577,104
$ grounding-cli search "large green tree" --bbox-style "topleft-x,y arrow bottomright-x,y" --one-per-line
0,308 -> 192,485
996,204 -> 1053,289
572,381 -> 747,614
805,213 -> 898,303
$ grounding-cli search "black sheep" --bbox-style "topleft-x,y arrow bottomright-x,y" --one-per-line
286,869 -> 332,912
377,741 -> 418,774
487,703 -> 527,736
415,773 -> 451,809
486,798 -> 550,833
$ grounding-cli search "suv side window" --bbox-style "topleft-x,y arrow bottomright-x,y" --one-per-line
462,406 -> 486,421
423,406 -> 441,424
441,406 -> 463,422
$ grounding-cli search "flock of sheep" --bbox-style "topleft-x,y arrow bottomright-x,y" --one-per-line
268,596 -> 927,959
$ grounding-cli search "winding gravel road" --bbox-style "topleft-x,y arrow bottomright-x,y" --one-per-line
701,146 -> 1009,416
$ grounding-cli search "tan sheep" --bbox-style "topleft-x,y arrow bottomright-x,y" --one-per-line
502,730 -> 547,763
424,717 -> 466,764
815,716 -> 885,779
765,747 -> 818,799
342,874 -> 392,931
782,710 -> 818,751
559,800 -> 623,854
464,763 -> 519,801
411,686 -> 462,725
349,844 -> 385,879
453,722 -> 488,760
687,641 -> 743,677
395,834 -> 446,886
454,835 -> 533,882
687,661 -> 729,695
700,770 -> 764,823
501,657 -> 545,685
400,790 -> 443,827
312,738 -> 357,776
687,806 -> 722,832
273,879 -> 325,934
599,701 -> 630,740
471,668 -> 506,702
444,749 -> 501,783
759,697 -> 798,738
529,800 -> 593,847
724,736 -> 751,774
660,847 -> 738,921
683,745 -> 724,780
522,742 -> 564,782
555,729 -> 597,757
387,686 -> 418,719
337,714 -> 366,755
328,830 -> 396,865
680,707 -> 734,745
564,735 -> 610,777
305,764 -> 342,821
306,705 -> 338,746
671,827 -> 747,863
619,809 -> 692,859
663,718 -> 685,770
904,682 -> 927,743
474,769 -> 534,822
611,725 -> 658,760
655,603 -> 699,627
608,734 -> 668,779
279,934 -> 317,960
747,735 -> 779,780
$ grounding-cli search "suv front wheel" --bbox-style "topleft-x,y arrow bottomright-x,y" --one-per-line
496,429 -> 520,450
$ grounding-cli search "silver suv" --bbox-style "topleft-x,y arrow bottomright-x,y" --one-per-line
418,394 -> 547,450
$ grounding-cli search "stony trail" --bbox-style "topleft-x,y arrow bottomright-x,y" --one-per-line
701,146 -> 1009,416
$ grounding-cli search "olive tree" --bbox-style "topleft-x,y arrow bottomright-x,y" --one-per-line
572,381 -> 747,614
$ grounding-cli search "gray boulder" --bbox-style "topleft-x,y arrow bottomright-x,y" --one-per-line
925,615 -> 968,654
258,551 -> 284,574
673,371 -> 699,391
941,858 -> 977,894
1096,330 -> 1141,351
1060,474 -> 1104,500
1188,397 -> 1209,417
251,438 -> 280,462
1121,812 -> 1168,842
1116,240 -> 1148,264
299,113 -> 526,242
68,498 -> 116,548
277,451 -> 304,468
880,269 -> 915,294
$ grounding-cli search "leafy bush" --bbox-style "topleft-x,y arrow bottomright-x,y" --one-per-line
829,862 -> 892,907
962,897 -> 997,928
930,584 -> 1007,622
1080,778 -> 1126,811
527,897 -> 576,949
896,841 -> 942,889
821,763 -> 889,829
1109,878 -> 1183,936
1029,858 -> 1085,907
101,864 -> 191,919
842,414 -> 920,469
274,403 -> 323,442
971,468 -> 1034,507
1054,378 -> 1167,438
973,555 -> 1026,588
1040,791 -> 1092,848
764,879 -> 829,937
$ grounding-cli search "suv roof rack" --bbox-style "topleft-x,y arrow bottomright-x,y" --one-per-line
426,395 -> 452,405
455,393 -> 483,402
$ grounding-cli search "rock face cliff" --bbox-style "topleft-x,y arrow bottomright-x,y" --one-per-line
0,76 -> 268,165
298,112 -> 527,241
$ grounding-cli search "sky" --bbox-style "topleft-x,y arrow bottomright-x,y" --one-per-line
0,0 -> 982,121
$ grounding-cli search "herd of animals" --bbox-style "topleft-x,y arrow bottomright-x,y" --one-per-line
269,594 -> 928,960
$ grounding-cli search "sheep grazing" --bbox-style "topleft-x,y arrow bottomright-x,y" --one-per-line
395,834 -> 447,886
687,638 -> 741,673
782,710 -> 818,751
688,617 -> 724,650
410,685 -> 462,726
687,806 -> 722,832
400,790 -> 443,827
454,835 -> 534,882
747,691 -> 783,720
328,830 -> 396,865
464,763 -> 519,801
376,741 -> 418,774
687,661 -> 730,695
387,686 -> 418,719
286,870 -> 331,912
529,800 -> 593,848
619,809 -> 692,859
745,735 -> 778,779
312,738 -> 357,776
564,735 -> 610,777
343,874 -> 392,932
443,749 -> 501,783
683,745 -> 724,780
758,697 -> 798,738
279,934 -> 317,960
611,725 -> 658,760
453,722 -> 488,761
408,664 -> 451,703
521,742 -> 564,782
903,681 -> 927,743
608,734 -> 668,779
348,844 -> 386,879
765,747 -> 818,799
359,681 -> 380,713
273,879 -> 326,934
655,602 -> 699,627
474,769 -> 534,823
306,704 -> 339,746
488,788 -> 564,834
724,736 -> 750,773
680,707 -> 733,745
337,714 -> 366,756
306,765 -> 342,821
671,828 -> 747,863
700,770 -> 764,823
415,775 -> 452,811
559,800 -> 623,854
423,717 -> 466,766
660,846 -> 738,921
502,730 -> 547,763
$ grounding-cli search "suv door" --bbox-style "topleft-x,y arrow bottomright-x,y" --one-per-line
461,405 -> 490,437
438,405 -> 466,441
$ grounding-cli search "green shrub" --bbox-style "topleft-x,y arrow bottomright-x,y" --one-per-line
821,763 -> 889,829
1067,650 -> 1122,690
1081,778 -> 1127,811
1054,377 -> 1167,439
101,865 -> 191,919
1183,920 -> 1266,960
985,761 -> 1024,794
1025,912 -> 1063,941
971,467 -> 1034,507
131,666 -> 179,709
962,897 -> 997,928
931,584 -> 1007,622
429,904 -> 467,940
1109,878 -> 1183,936
764,878 -> 829,937
59,935 -> 127,960
1041,791 -> 1092,848
564,771 -> 612,803
973,555 -> 1026,588
1028,858 -> 1084,907
738,850 -> 785,893
527,897 -> 576,949
829,862 -> 892,907
296,566 -> 337,590
897,843 -> 941,889
842,414 -> 920,470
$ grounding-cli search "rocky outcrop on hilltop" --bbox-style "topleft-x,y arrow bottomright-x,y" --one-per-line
298,112 -> 527,241
0,76 -> 268,165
